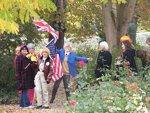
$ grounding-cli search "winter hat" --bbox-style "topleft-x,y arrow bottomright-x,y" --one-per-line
20,45 -> 29,52
120,36 -> 132,43
20,44 -> 25,48
27,43 -> 35,50
41,48 -> 50,56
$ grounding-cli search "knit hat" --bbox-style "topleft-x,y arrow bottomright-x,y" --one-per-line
27,43 -> 35,50
20,45 -> 29,52
120,36 -> 132,43
20,44 -> 25,48
41,48 -> 50,56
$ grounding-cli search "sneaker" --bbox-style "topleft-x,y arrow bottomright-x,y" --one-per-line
43,106 -> 49,109
25,105 -> 35,109
36,105 -> 42,109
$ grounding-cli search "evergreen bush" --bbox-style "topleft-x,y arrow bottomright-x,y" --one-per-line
0,55 -> 18,104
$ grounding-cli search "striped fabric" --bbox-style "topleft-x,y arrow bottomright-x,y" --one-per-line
31,16 -> 63,81
46,39 -> 63,81
51,54 -> 63,81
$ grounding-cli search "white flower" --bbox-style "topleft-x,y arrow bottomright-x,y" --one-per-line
46,62 -> 50,66
136,106 -> 142,111
133,94 -> 136,96
138,96 -> 142,100
119,82 -> 123,84
140,102 -> 144,106
142,107 -> 149,113
116,107 -> 121,110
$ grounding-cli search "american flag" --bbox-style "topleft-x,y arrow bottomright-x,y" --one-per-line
31,16 -> 63,81
31,16 -> 59,44
46,38 -> 63,81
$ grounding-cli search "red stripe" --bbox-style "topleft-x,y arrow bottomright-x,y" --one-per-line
51,54 -> 63,81
53,57 -> 57,81
56,54 -> 60,79
47,26 -> 59,37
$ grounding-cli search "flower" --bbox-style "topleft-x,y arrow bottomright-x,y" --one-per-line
91,86 -> 95,89
117,85 -> 119,87
46,62 -> 50,66
79,60 -> 84,67
131,78 -> 133,81
75,85 -> 78,89
130,85 -> 137,90
114,81 -> 117,85
119,81 -> 123,84
124,62 -> 130,66
136,106 -> 142,111
127,72 -> 131,75
145,97 -> 149,100
126,81 -> 130,85
70,101 -> 76,106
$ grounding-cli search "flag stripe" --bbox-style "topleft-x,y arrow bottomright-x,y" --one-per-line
31,16 -> 63,81
51,54 -> 63,81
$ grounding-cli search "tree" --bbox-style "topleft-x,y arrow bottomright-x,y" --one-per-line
66,0 -> 104,42
0,21 -> 41,55
0,0 -> 56,35
64,0 -> 137,51
48,0 -> 66,49
102,0 -> 137,51
135,0 -> 150,31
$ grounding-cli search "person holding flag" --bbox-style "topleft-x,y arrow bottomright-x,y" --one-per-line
50,43 -> 93,103
31,15 -> 93,103
31,15 -> 63,81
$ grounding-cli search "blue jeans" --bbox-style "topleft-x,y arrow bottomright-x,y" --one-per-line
20,89 -> 31,107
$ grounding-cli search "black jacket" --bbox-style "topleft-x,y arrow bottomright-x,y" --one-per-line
95,51 -> 112,78
122,48 -> 138,73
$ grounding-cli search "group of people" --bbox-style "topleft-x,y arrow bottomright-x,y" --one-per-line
14,43 -> 93,108
95,36 -> 139,79
14,35 -> 150,109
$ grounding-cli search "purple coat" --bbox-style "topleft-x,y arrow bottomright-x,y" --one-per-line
16,54 -> 35,90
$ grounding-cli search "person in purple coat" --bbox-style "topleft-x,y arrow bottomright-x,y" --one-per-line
16,46 -> 35,108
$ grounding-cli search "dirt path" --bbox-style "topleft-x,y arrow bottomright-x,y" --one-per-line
0,81 -> 67,113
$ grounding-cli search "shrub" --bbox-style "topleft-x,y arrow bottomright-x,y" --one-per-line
0,55 -> 18,104
75,47 -> 98,81
65,64 -> 150,112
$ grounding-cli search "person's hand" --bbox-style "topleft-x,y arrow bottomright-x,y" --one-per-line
87,58 -> 93,61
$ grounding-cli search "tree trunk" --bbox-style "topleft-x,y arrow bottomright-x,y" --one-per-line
116,0 -> 137,46
102,1 -> 117,52
102,0 -> 137,52
49,0 -> 66,49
